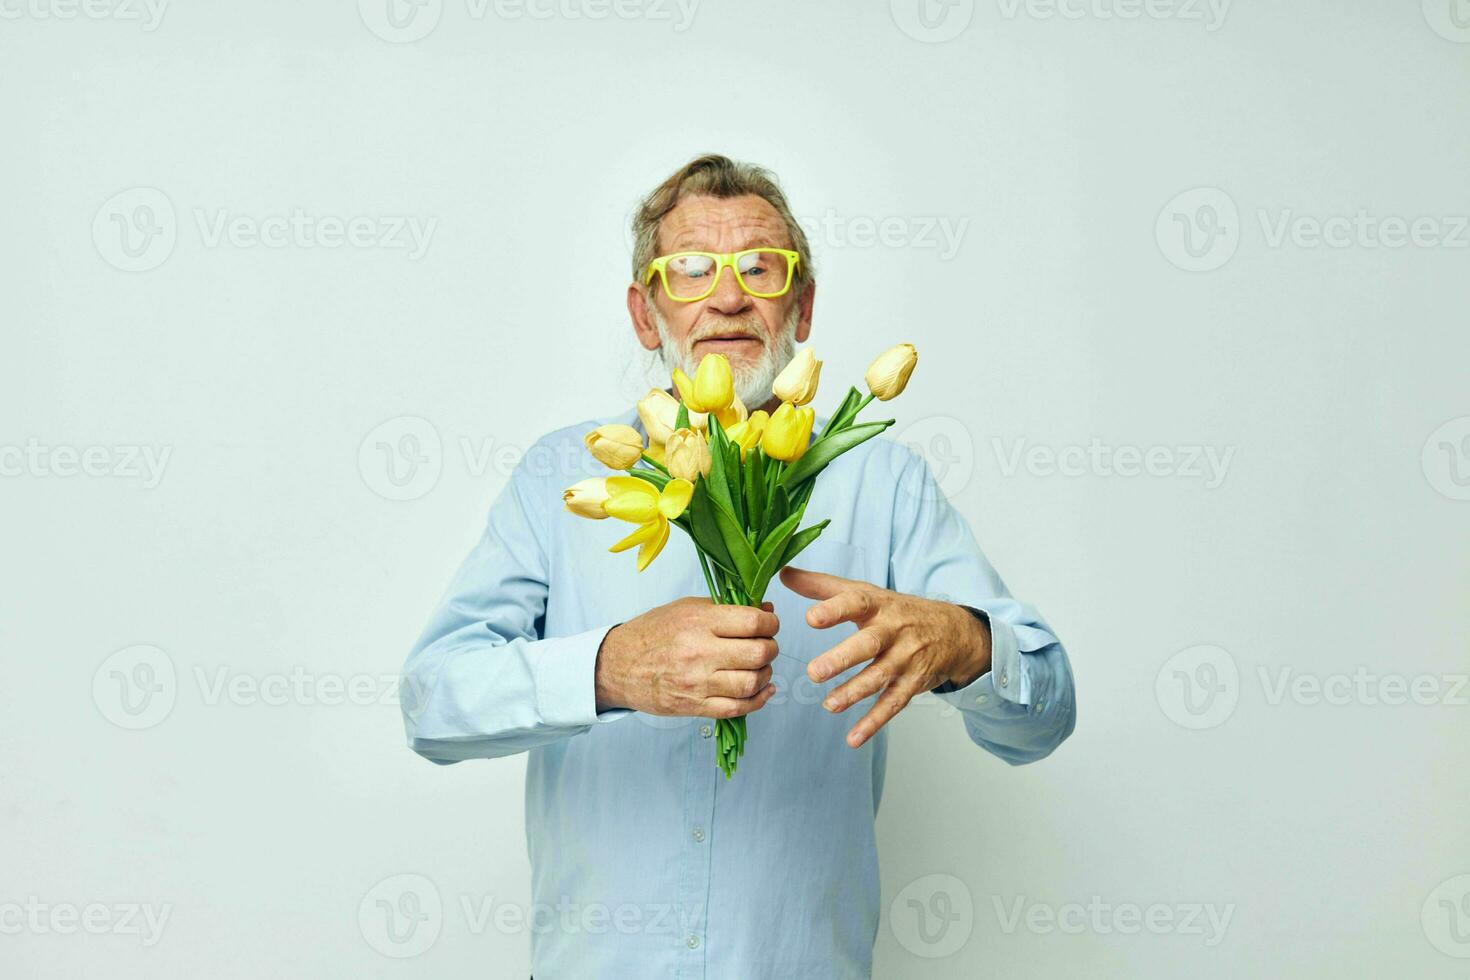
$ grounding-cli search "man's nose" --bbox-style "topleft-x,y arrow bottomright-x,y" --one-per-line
705,266 -> 752,315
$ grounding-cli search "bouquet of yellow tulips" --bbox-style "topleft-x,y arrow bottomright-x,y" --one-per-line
563,343 -> 918,778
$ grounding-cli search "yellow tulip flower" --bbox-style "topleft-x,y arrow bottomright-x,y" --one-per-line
864,344 -> 918,401
760,402 -> 814,462
637,388 -> 680,446
714,391 -> 748,430
725,410 -> 769,460
773,348 -> 822,406
604,475 -> 694,571
584,424 -> 645,469
562,478 -> 611,519
664,428 -> 711,481
672,353 -> 734,414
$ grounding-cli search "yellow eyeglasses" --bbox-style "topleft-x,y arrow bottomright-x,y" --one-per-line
645,247 -> 801,303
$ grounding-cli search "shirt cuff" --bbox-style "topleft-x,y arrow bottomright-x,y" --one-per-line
532,623 -> 635,728
931,605 -> 1030,707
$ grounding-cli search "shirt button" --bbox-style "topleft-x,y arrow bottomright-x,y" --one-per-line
686,934 -> 700,949
1035,697 -> 1046,711
975,693 -> 988,705
699,724 -> 713,738
999,672 -> 1009,687
692,828 -> 705,842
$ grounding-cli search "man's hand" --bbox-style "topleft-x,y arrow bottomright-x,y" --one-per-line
595,597 -> 780,718
779,565 -> 991,748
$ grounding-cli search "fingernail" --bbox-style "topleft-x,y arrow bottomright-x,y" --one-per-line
823,697 -> 839,711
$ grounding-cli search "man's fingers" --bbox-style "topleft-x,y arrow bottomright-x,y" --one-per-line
820,658 -> 896,713
807,588 -> 877,629
709,604 -> 780,639
703,683 -> 776,719
807,625 -> 889,683
845,681 -> 917,748
714,637 -> 779,670
779,565 -> 861,602
708,665 -> 773,700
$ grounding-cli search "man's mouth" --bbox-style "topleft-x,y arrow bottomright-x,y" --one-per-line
694,333 -> 762,350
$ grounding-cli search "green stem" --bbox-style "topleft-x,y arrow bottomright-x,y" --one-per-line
696,551 -> 720,604
640,453 -> 669,474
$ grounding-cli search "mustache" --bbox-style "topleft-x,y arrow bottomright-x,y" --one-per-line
688,322 -> 767,345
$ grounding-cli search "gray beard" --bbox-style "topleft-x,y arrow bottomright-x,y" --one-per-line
650,301 -> 799,412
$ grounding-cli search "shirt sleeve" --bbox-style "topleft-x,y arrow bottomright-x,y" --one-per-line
886,446 -> 1076,765
398,449 -> 633,764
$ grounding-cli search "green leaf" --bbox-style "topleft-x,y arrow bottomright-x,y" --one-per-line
675,401 -> 690,430
744,449 -> 766,533
710,494 -> 759,586
746,511 -> 803,603
705,416 -> 736,516
777,420 -> 893,490
818,386 -> 862,440
688,483 -> 736,574
758,483 -> 790,542
725,441 -> 745,526
779,519 -> 830,568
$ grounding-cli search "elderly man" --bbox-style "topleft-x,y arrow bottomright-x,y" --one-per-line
399,154 -> 1076,979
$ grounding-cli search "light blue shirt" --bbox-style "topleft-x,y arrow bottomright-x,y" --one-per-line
399,405 -> 1076,979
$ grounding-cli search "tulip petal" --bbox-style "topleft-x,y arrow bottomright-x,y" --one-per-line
658,478 -> 693,520
636,518 -> 670,571
609,519 -> 661,553
604,476 -> 659,522
672,368 -> 697,408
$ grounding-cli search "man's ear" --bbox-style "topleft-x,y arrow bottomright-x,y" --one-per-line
627,283 -> 662,352
795,281 -> 815,344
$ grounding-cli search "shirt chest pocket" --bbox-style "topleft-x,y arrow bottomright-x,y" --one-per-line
768,535 -> 872,665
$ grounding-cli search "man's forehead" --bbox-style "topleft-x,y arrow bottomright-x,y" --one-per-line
659,194 -> 792,251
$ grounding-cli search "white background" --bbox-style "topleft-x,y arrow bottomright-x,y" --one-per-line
3,0 -> 1468,976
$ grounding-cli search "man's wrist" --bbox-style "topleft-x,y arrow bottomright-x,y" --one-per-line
594,622 -> 625,714
939,603 -> 992,691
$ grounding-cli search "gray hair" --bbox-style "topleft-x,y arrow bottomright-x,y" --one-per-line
629,153 -> 815,290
